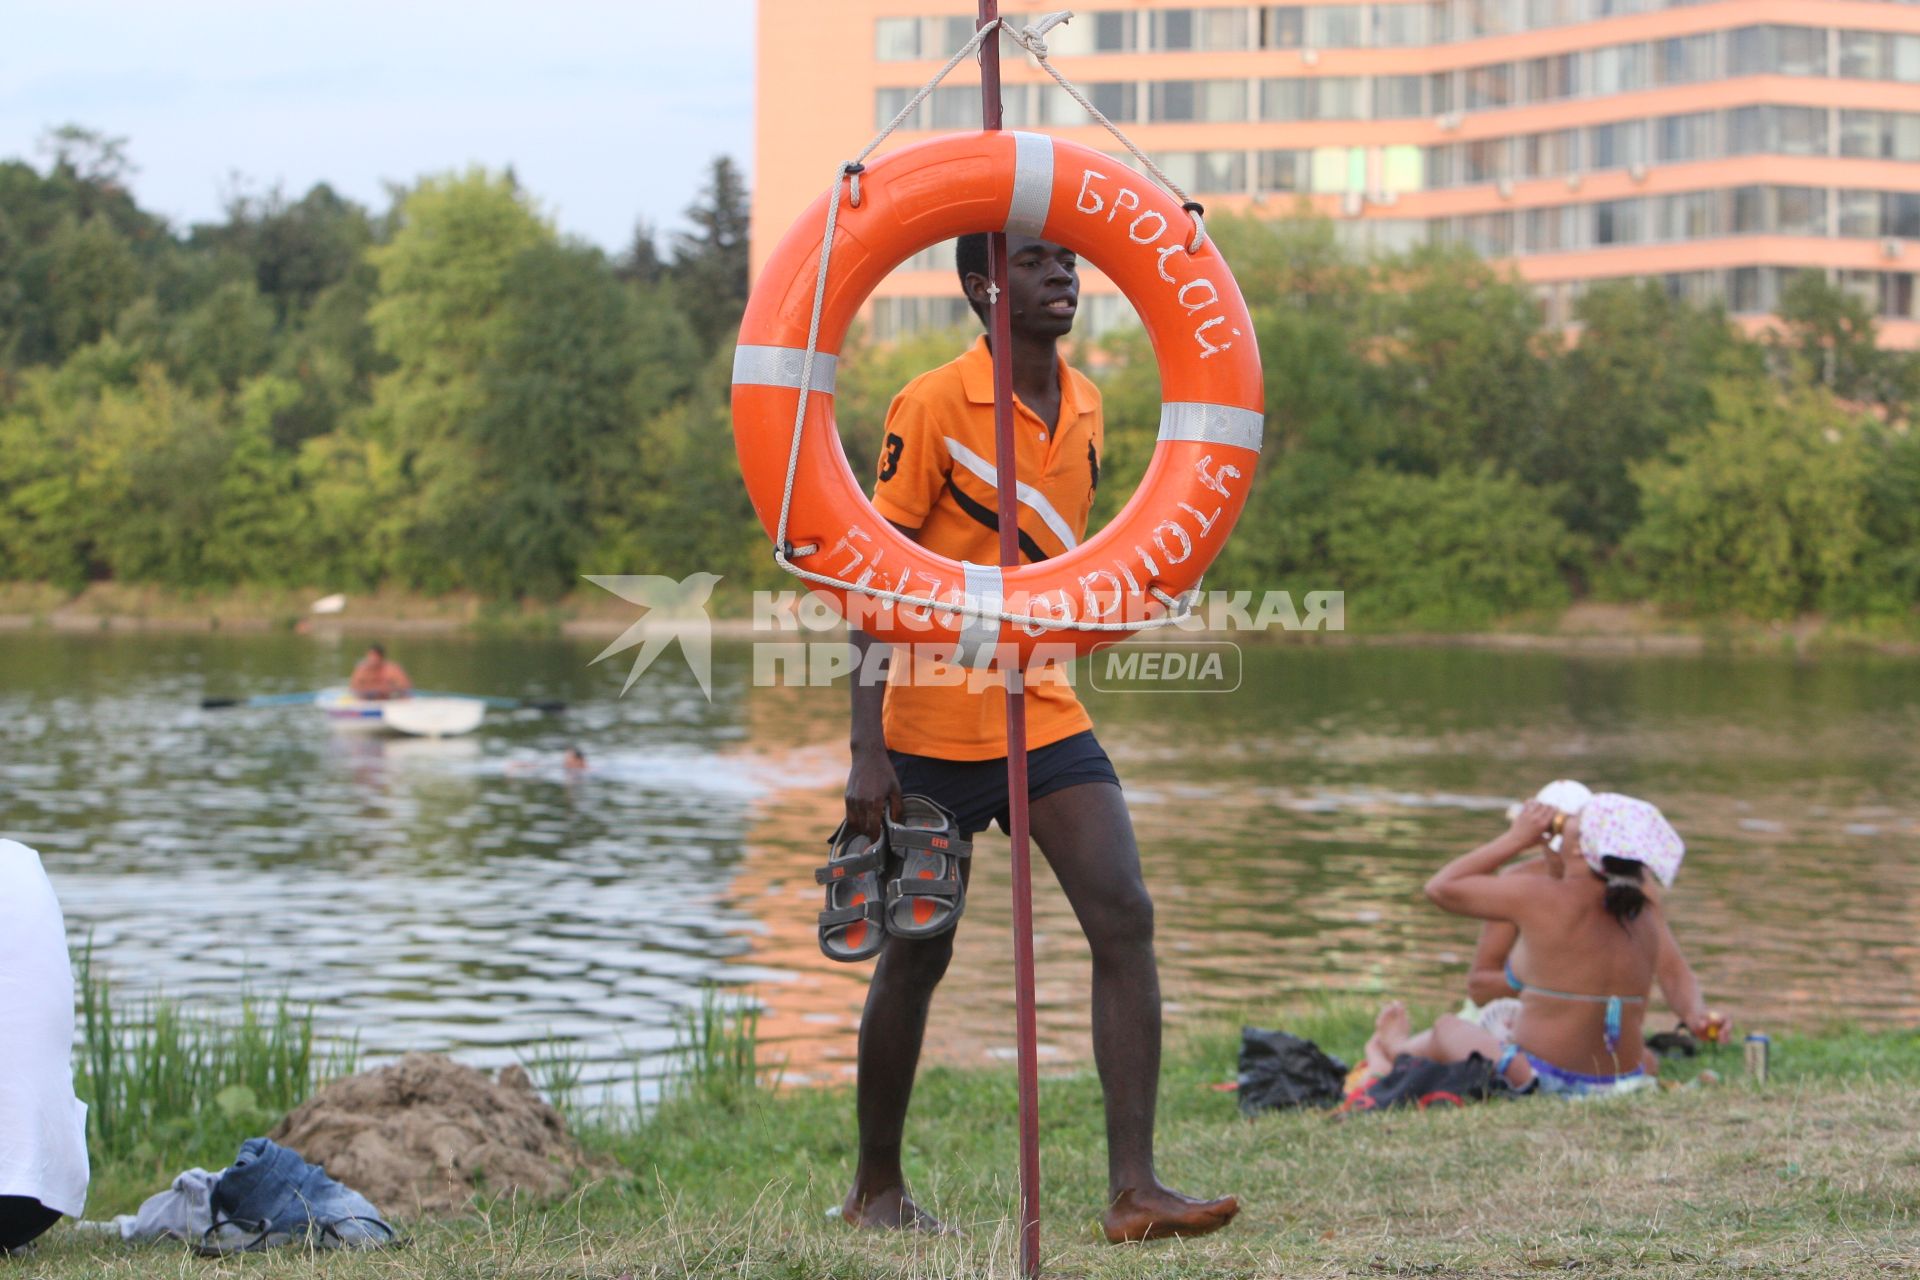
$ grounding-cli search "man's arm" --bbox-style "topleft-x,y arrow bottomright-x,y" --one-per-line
843,519 -> 920,839
390,663 -> 413,695
845,626 -> 900,839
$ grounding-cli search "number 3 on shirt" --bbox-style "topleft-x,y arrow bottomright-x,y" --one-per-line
877,432 -> 905,483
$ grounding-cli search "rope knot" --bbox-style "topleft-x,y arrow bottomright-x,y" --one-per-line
1005,11 -> 1073,59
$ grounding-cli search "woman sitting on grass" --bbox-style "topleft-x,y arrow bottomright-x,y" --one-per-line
1463,781 -> 1726,1072
1365,793 -> 1687,1098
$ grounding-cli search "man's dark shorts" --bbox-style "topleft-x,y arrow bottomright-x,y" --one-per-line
889,729 -> 1120,838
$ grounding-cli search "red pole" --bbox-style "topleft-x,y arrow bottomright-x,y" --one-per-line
977,3 -> 1042,1276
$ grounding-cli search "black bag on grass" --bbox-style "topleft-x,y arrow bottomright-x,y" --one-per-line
1237,1027 -> 1349,1115
1341,1052 -> 1518,1113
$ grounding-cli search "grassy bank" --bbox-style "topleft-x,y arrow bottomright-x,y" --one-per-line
22,997 -> 1920,1278
6,581 -> 1920,655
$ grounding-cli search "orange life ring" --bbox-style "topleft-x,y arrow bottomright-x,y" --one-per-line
732,131 -> 1263,662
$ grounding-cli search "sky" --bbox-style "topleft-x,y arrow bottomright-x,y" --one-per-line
0,1 -> 756,252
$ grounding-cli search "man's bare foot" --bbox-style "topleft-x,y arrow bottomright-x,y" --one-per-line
1102,1185 -> 1240,1244
840,1184 -> 954,1235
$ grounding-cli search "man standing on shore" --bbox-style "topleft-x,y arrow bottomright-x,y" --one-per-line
837,232 -> 1240,1244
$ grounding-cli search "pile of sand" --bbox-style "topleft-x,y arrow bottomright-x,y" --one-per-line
270,1052 -> 585,1217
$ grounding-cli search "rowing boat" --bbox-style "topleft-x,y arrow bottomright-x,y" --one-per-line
313,688 -> 487,738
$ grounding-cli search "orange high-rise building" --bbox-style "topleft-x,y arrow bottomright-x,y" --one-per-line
755,0 -> 1920,345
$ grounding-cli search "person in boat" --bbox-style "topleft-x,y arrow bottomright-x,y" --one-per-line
836,232 -> 1238,1243
1360,793 -> 1687,1097
0,840 -> 90,1251
347,644 -> 412,701
1464,782 -> 1727,1066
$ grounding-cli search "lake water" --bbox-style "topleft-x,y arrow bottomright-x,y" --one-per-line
3,630 -> 1916,1101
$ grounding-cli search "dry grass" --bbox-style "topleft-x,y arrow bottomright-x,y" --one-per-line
20,1073 -> 1920,1279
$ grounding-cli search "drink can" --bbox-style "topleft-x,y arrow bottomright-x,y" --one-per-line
1744,1033 -> 1770,1083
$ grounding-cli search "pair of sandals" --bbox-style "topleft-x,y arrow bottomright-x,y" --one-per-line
816,796 -> 972,962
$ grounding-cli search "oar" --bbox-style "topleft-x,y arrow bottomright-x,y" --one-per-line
200,691 -> 324,710
413,690 -> 569,713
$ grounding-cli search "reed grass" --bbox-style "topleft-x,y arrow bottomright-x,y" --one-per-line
659,987 -> 777,1110
72,946 -> 357,1199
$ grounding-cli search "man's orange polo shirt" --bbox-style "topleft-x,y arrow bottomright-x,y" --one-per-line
871,336 -> 1103,761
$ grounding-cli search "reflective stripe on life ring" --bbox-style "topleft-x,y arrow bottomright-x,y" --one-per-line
731,130 -> 1264,661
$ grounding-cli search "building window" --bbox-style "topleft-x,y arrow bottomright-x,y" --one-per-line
1654,34 -> 1717,86
1375,75 -> 1427,119
1045,11 -> 1138,55
1524,54 -> 1577,103
1463,138 -> 1512,183
1594,199 -> 1643,246
1882,272 -> 1917,320
1257,148 -> 1310,193
1659,191 -> 1719,240
1044,82 -> 1138,125
928,85 -> 982,129
1889,192 -> 1920,239
1730,105 -> 1829,157
1262,77 -> 1365,121
1151,9 -> 1197,50
1840,31 -> 1920,82
1520,129 -> 1578,179
1588,120 -> 1647,170
876,18 -> 920,61
876,87 -> 916,129
1839,189 -> 1879,238
1151,79 -> 1248,123
1306,5 -> 1366,48
1465,63 -> 1516,110
1374,4 -> 1430,47
1261,6 -> 1305,48
1151,149 -> 1248,194
1658,112 -> 1717,164
869,296 -> 974,343
1587,43 -> 1648,95
1525,206 -> 1575,252
1774,187 -> 1827,237
1150,8 -> 1250,51
1729,27 -> 1828,78
1840,110 -> 1920,161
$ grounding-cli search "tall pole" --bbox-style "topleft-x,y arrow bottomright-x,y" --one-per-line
977,2 -> 1043,1276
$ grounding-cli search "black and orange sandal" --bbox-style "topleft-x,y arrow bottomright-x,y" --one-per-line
816,821 -> 889,962
883,795 -> 972,940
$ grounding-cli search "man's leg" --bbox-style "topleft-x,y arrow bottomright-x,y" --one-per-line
1027,782 -> 1238,1242
842,866 -> 970,1231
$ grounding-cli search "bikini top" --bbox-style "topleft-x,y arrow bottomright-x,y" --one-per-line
1505,959 -> 1645,1054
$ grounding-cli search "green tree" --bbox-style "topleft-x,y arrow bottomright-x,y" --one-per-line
1546,281 -> 1757,545
1624,381 -> 1872,618
362,169 -> 552,587
1243,460 -> 1582,629
668,156 -> 750,352
463,242 -> 644,596
1372,246 -> 1556,476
